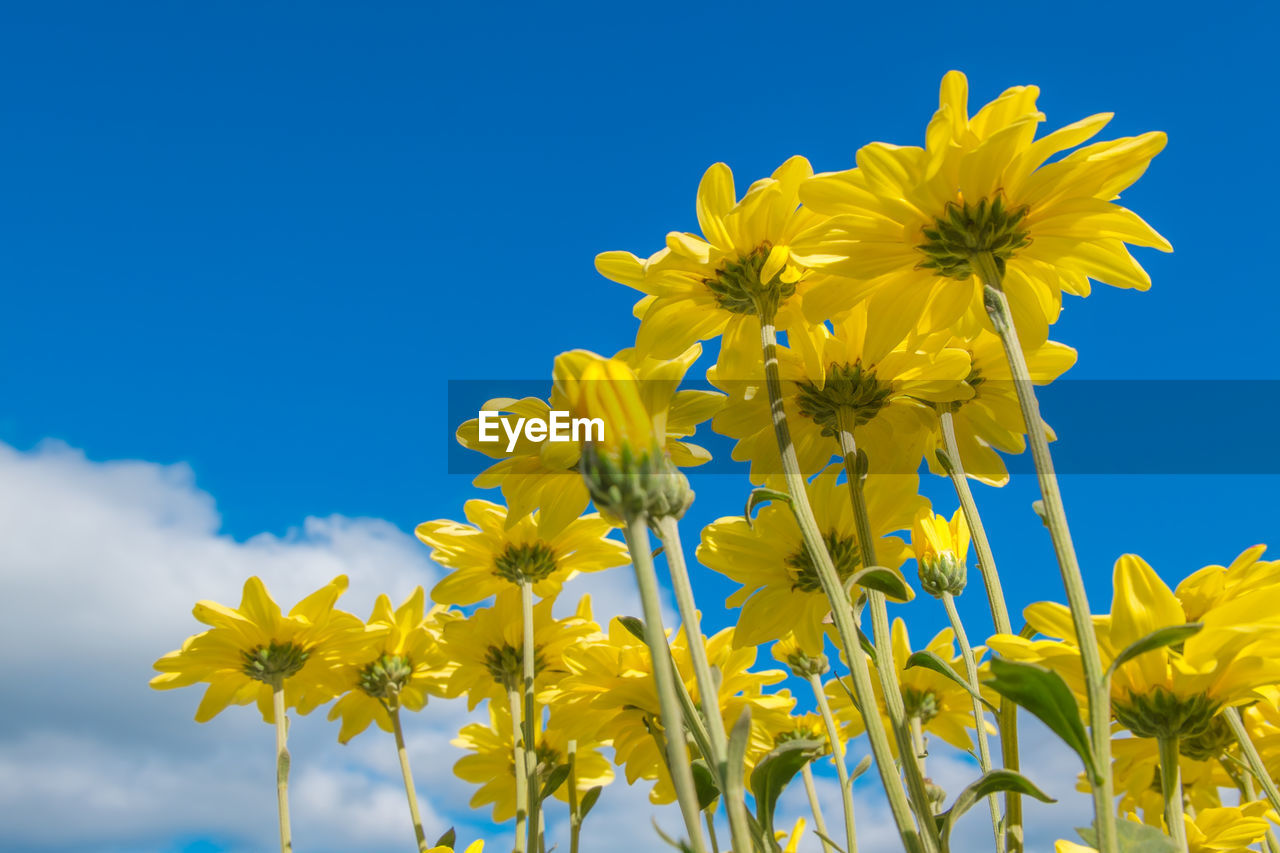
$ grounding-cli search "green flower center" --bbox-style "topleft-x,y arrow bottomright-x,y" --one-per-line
916,196 -> 1031,280
242,641 -> 310,685
1179,714 -> 1234,761
795,362 -> 893,435
786,530 -> 862,593
358,653 -> 414,702
903,687 -> 941,725
483,643 -> 546,691
1113,686 -> 1221,739
704,244 -> 796,316
493,542 -> 559,584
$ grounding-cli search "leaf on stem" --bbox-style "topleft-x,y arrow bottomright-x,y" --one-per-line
906,650 -> 997,712
1105,623 -> 1203,681
984,658 -> 1099,783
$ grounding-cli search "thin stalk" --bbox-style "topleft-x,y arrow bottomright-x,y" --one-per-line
808,673 -> 858,853
623,516 -> 709,853
1230,760 -> 1280,853
655,515 -> 754,852
938,408 -> 1021,852
975,251 -> 1117,852
909,716 -> 929,797
390,705 -> 429,851
833,413 -> 945,831
757,314 -> 932,853
941,591 -> 1002,851
1224,707 -> 1280,814
568,739 -> 582,853
705,809 -> 721,853
520,581 -> 541,853
272,682 -> 293,853
1157,735 -> 1188,852
802,763 -> 836,853
506,684 -> 530,853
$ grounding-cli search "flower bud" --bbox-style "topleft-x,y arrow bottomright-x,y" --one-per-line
912,508 -> 970,598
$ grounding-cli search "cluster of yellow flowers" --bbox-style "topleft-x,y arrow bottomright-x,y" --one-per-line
153,70 -> 1280,853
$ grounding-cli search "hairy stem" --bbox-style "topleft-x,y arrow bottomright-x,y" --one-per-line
1157,735 -> 1188,852
1225,707 -> 1280,815
520,581 -> 542,853
272,682 -> 293,853
809,673 -> 858,853
390,706 -> 428,851
506,683 -> 530,853
803,762 -> 836,853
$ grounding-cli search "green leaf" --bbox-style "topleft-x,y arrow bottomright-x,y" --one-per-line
936,770 -> 1054,849
726,707 -> 752,789
690,759 -> 721,811
749,738 -> 825,844
906,650 -> 997,713
849,754 -> 872,781
618,616 -> 646,642
843,566 -> 915,602
540,764 -> 570,801
579,786 -> 603,819
433,828 -> 456,850
1077,820 -> 1180,852
813,829 -> 849,853
745,488 -> 792,527
984,657 -> 1099,783
1105,623 -> 1203,681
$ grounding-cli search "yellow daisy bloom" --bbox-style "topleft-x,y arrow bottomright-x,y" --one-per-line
1055,804 -> 1270,853
697,465 -> 924,653
454,344 -> 721,533
326,587 -> 454,743
912,506 -> 969,597
595,157 -> 831,382
1175,543 -> 1280,622
437,590 -> 601,710
415,500 -> 628,606
793,70 -> 1170,347
427,841 -> 484,853
825,619 -> 995,758
452,702 -> 613,824
151,575 -> 385,723
1103,735 -> 1230,821
708,302 -> 971,481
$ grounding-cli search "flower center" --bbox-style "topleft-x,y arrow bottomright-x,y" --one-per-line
483,642 -> 546,690
786,530 -> 862,593
704,245 -> 796,316
916,196 -> 1031,280
903,687 -> 941,724
493,541 -> 559,584
242,641 -> 310,685
794,362 -> 893,435
358,653 -> 414,702
1112,686 -> 1221,739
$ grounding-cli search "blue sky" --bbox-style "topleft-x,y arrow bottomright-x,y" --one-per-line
1,2 -> 1277,852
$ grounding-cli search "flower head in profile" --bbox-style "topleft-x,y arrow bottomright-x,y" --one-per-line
1103,735 -> 1230,822
326,587 -> 454,743
416,500 -> 628,605
151,575 -> 385,722
596,157 -> 832,382
912,506 -> 969,598
1174,544 -> 1280,622
794,70 -> 1170,347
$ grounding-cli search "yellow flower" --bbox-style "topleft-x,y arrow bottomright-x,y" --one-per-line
698,465 -> 924,653
922,329 -> 1077,486
452,702 -> 613,823
415,500 -> 628,605
912,506 -> 969,597
427,842 -> 484,853
151,575 -> 385,723
596,157 -> 832,382
826,619 -> 995,758
1103,735 -> 1229,821
708,303 -> 971,481
1057,804 -> 1271,853
437,590 -> 601,709
554,618 -> 790,804
455,345 -> 721,533
793,70 -> 1170,348
989,554 -> 1280,739
326,587 -> 454,743
1175,544 -> 1280,622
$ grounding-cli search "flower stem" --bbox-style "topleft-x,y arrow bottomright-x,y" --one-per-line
937,408 -> 1020,853
754,313 -> 931,853
623,516 -> 709,853
568,739 -> 582,853
833,412 -> 946,834
520,581 -> 542,853
272,682 -> 292,853
705,808 -> 721,853
1157,735 -> 1188,852
1228,758 -> 1280,853
1224,707 -> 1280,815
506,683 -> 530,853
655,514 -> 754,853
390,705 -> 429,851
802,762 -> 836,853
974,252 -> 1117,853
808,673 -> 858,853
941,591 -> 1002,851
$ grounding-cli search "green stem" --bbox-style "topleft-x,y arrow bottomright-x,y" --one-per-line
520,581 -> 541,853
390,705 -> 429,851
568,739 -> 582,853
937,409 -> 1020,853
705,808 -> 721,853
507,683 -> 529,853
1157,735 -> 1188,852
655,515 -> 754,853
975,252 -> 1117,853
909,716 -> 928,800
802,762 -> 836,853
1224,707 -> 1280,815
809,673 -> 858,853
833,412 -> 945,832
1228,758 -> 1280,853
623,516 -> 709,853
756,314 -> 931,853
941,592 -> 1002,851
272,682 -> 293,853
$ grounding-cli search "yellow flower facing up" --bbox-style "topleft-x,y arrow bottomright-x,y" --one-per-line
793,70 -> 1170,348
326,587 -> 454,743
989,553 -> 1280,740
151,575 -> 386,723
912,506 -> 970,597
596,157 -> 832,383
708,303 -> 972,481
553,618 -> 791,804
452,702 -> 613,824
437,590 -> 601,709
698,465 -> 924,654
455,344 -> 721,533
415,500 -> 628,605
826,619 -> 996,758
